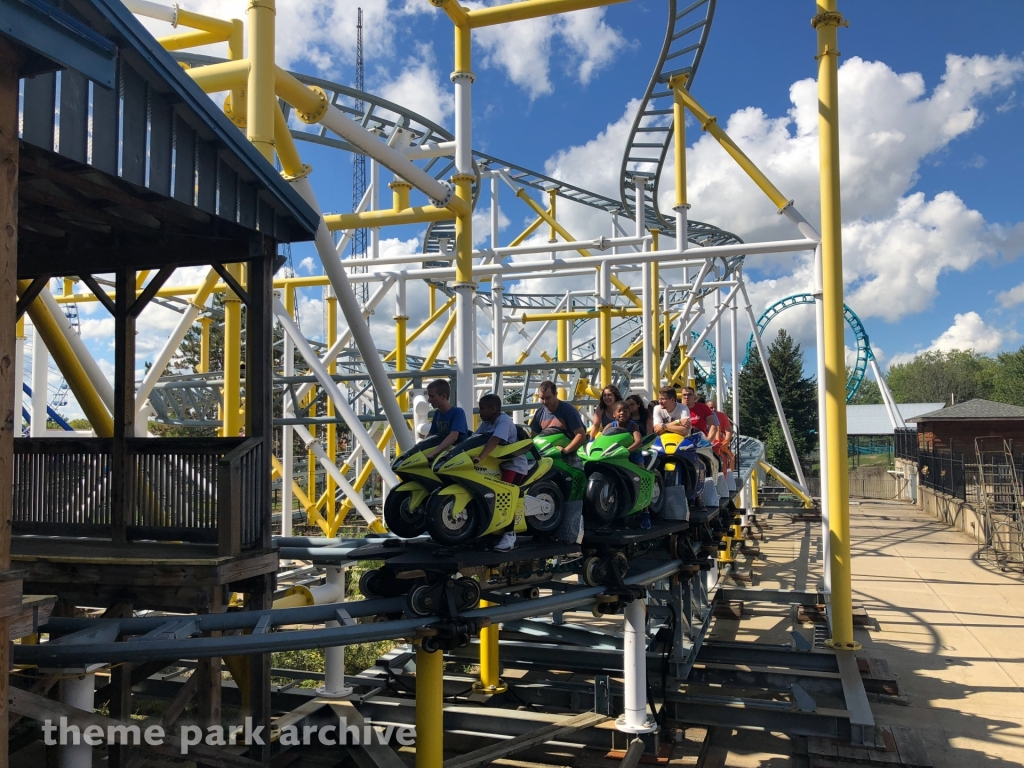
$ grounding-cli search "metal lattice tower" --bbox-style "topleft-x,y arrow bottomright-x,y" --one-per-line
352,7 -> 368,303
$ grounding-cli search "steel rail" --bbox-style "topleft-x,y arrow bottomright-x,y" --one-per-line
16,561 -> 682,666
619,0 -> 716,229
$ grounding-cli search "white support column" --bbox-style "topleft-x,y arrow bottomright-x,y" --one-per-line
714,288 -> 724,408
274,297 -> 401,490
491,276 -> 504,395
636,177 -> 654,399
60,671 -> 95,768
317,565 -> 353,697
31,325 -> 48,437
729,286 -> 741,505
14,323 -> 25,436
617,597 -> 656,734
660,261 -> 712,376
370,156 -> 380,263
490,172 -> 500,250
281,296 -> 294,539
452,62 -> 476,416
871,357 -> 904,430
740,281 -> 809,489
813,245 -> 831,592
287,175 -> 415,451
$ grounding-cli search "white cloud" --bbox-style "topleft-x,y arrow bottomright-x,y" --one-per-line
472,203 -> 511,246
997,282 -> 1024,308
473,5 -> 626,99
543,54 -> 1024,329
889,312 -> 1019,366
135,1 -> 399,78
375,45 -> 453,126
299,257 -> 316,274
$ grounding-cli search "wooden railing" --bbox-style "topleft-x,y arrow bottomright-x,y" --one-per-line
13,437 -> 266,554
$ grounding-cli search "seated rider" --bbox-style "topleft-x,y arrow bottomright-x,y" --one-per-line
652,386 -> 691,437
530,380 -> 587,457
424,379 -> 467,462
682,389 -> 720,441
474,393 -> 530,552
603,400 -> 652,530
604,401 -> 644,466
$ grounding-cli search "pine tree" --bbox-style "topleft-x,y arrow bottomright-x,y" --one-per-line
737,329 -> 817,475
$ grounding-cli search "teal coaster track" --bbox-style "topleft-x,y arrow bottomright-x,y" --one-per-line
742,293 -> 874,403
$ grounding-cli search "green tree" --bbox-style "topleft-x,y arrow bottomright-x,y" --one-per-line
886,349 -> 995,405
991,346 -> 1024,406
737,329 -> 817,475
848,374 -> 882,405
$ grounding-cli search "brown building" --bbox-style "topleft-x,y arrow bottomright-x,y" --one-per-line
908,399 -> 1024,458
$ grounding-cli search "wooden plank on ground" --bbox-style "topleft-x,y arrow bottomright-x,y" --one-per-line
9,687 -> 261,768
443,711 -> 610,768
328,699 -> 408,768
890,725 -> 932,767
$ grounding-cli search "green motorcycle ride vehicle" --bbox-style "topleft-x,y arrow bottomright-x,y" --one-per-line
532,428 -> 587,507
580,428 -> 665,526
425,431 -> 565,546
382,435 -> 447,538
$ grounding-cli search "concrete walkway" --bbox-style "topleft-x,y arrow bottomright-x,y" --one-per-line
848,499 -> 1024,768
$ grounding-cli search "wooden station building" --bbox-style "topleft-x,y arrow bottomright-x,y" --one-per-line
1,0 -> 319,762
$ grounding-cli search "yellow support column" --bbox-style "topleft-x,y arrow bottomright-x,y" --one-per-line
246,0 -> 276,163
599,304 -> 612,388
473,600 -> 507,694
749,469 -> 759,511
198,317 -> 212,374
221,264 -> 243,437
814,0 -> 858,651
415,643 -> 443,768
395,314 -> 409,410
557,318 -> 569,398
19,284 -> 113,436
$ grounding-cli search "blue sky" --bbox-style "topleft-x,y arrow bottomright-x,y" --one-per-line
55,0 -> 1024,418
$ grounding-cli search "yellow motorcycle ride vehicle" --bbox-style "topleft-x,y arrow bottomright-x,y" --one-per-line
383,435 -> 447,538
424,431 -> 565,546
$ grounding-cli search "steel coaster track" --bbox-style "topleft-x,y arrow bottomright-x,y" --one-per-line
742,293 -> 873,402
15,560 -> 683,665
619,0 -> 715,229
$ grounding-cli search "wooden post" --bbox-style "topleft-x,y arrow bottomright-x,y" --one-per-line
0,39 -> 24,768
247,236 -> 274,551
195,588 -> 223,743
107,605 -> 133,768
246,574 -> 272,764
112,270 -> 136,544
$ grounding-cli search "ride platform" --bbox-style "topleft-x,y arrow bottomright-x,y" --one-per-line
583,519 -> 689,550
384,538 -> 579,575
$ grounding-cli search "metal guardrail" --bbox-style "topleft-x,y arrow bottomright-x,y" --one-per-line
894,428 -> 918,461
918,448 -> 965,500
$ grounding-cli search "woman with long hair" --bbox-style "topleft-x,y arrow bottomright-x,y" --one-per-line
589,385 -> 623,438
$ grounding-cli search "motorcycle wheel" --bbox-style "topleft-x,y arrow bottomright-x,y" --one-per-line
383,490 -> 425,538
525,479 -> 566,536
425,493 -> 479,545
585,471 -> 627,525
648,471 -> 666,516
681,460 -> 701,500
